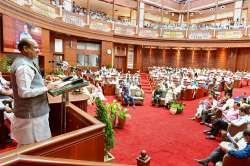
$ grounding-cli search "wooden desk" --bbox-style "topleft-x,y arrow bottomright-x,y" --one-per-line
48,93 -> 89,112
233,80 -> 241,88
48,93 -> 89,135
103,84 -> 116,96
181,89 -> 194,100
0,109 -> 6,149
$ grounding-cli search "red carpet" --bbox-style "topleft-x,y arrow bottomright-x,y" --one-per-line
1,75 -> 250,166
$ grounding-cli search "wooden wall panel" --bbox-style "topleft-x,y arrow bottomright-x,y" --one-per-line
151,48 -> 161,66
134,45 -> 142,70
183,50 -> 193,67
236,48 -> 250,71
114,56 -> 126,72
141,48 -> 150,72
226,48 -> 238,71
135,48 -> 235,71
162,49 -> 166,66
114,44 -> 127,57
178,50 -> 186,67
165,49 -> 177,67
101,41 -> 113,67
42,29 -> 53,75
0,14 -> 2,52
215,48 -> 228,69
157,49 -> 163,66
64,36 -> 77,66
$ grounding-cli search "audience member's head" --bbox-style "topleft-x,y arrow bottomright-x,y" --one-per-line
239,106 -> 249,116
243,128 -> 250,143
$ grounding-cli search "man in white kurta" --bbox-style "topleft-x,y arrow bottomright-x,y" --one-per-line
11,39 -> 56,145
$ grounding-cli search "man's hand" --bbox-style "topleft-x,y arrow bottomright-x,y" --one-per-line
232,142 -> 239,149
47,83 -> 58,90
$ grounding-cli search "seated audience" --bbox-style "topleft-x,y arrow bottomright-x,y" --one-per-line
205,102 -> 241,139
152,85 -> 162,106
224,79 -> 234,97
195,128 -> 250,166
122,84 -> 135,108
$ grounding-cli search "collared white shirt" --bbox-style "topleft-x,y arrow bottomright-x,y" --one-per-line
15,65 -> 47,98
221,98 -> 235,111
231,115 -> 250,127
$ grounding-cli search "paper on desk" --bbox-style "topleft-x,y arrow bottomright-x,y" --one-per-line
227,132 -> 237,145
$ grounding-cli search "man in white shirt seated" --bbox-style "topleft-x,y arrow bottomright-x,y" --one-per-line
0,72 -> 13,97
205,102 -> 241,140
217,94 -> 235,112
195,128 -> 250,166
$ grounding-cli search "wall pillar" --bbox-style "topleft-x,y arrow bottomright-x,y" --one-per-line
42,29 -> 53,75
101,41 -> 113,67
134,45 -> 142,70
247,0 -> 250,24
64,36 -> 77,66
234,0 -> 243,23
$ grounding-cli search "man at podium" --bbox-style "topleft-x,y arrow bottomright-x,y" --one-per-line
11,39 -> 56,146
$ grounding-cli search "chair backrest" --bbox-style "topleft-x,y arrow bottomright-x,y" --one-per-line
130,89 -> 138,97
222,154 -> 250,166
161,90 -> 167,98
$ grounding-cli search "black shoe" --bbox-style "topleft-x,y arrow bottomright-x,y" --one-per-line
189,117 -> 196,120
206,135 -> 216,140
194,159 -> 208,166
203,129 -> 211,133
204,123 -> 212,128
206,132 -> 212,135
5,138 -> 13,144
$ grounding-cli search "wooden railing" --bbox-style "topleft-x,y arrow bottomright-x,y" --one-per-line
89,19 -> 112,33
162,30 -> 186,39
0,155 -> 135,166
0,103 -> 105,162
188,30 -> 214,40
114,24 -> 136,36
3,0 -> 250,41
63,11 -> 86,27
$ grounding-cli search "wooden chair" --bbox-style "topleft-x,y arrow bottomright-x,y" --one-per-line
222,154 -> 250,166
227,123 -> 249,136
130,88 -> 144,105
195,88 -> 204,99
220,122 -> 249,141
241,78 -> 248,87
182,89 -> 194,100
233,80 -> 241,88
